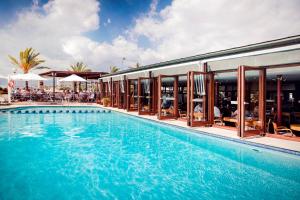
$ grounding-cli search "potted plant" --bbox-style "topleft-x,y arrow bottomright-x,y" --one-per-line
101,97 -> 110,107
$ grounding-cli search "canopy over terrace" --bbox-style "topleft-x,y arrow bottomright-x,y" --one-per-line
40,70 -> 108,99
40,71 -> 107,79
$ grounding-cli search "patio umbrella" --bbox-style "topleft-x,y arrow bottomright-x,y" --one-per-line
58,74 -> 87,82
10,73 -> 47,81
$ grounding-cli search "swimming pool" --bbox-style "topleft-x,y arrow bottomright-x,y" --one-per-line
0,106 -> 299,199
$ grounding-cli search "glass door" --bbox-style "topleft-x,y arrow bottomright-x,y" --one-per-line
126,79 -> 138,111
112,81 -> 119,107
238,66 -> 266,137
138,77 -> 154,115
188,71 -> 214,127
118,79 -> 126,109
158,75 -> 178,120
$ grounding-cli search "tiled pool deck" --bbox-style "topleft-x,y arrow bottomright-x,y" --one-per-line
1,103 -> 300,153
103,106 -> 300,154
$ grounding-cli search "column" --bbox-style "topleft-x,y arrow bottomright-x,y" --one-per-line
259,68 -> 266,133
277,75 -> 282,125
174,76 -> 179,118
157,75 -> 162,119
52,72 -> 56,101
237,66 -> 245,137
187,72 -> 191,126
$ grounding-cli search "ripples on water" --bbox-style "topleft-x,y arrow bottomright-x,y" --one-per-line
0,107 -> 299,200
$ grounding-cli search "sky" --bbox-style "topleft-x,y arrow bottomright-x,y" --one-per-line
0,0 -> 300,76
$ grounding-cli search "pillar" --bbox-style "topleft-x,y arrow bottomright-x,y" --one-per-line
187,72 -> 191,126
174,76 -> 179,118
52,72 -> 56,101
277,75 -> 282,125
157,75 -> 162,119
110,78 -> 113,107
85,76 -> 88,91
215,81 -> 219,106
237,66 -> 245,137
259,68 -> 266,133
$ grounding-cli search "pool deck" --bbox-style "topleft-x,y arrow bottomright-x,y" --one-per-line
1,102 -> 300,153
102,106 -> 300,153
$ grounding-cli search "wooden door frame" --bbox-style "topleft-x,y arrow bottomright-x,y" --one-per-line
112,81 -> 119,107
157,75 -> 179,120
238,65 -> 266,137
99,79 -> 104,104
126,78 -> 138,112
118,77 -> 126,109
138,77 -> 156,115
188,71 -> 214,127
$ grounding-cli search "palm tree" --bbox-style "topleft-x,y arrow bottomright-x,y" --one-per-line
8,48 -> 47,90
128,62 -> 141,69
69,62 -> 91,92
110,66 -> 119,73
69,62 -> 91,72
135,62 -> 140,68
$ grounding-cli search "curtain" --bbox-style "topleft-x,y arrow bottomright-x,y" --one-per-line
120,77 -> 125,93
195,74 -> 205,96
144,79 -> 150,94
108,79 -> 111,93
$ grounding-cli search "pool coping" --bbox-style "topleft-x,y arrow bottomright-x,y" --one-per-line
107,108 -> 300,156
1,104 -> 300,156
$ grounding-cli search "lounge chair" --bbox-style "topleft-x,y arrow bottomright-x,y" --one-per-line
179,110 -> 187,119
193,112 -> 203,121
0,96 -> 10,106
272,122 -> 294,136
162,106 -> 174,116
214,118 -> 224,125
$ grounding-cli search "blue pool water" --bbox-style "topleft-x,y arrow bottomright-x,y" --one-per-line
0,106 -> 299,199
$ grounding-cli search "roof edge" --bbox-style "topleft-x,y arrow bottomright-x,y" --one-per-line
101,34 -> 300,78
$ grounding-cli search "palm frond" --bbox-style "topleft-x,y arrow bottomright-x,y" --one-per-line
8,47 -> 46,73
110,66 -> 120,73
32,66 -> 50,70
69,62 -> 91,72
8,55 -> 20,66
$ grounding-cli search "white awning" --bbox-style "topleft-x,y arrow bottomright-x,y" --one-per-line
10,73 -> 47,81
58,74 -> 87,82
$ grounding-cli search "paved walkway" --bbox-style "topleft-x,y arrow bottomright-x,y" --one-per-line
102,106 -> 300,153
1,103 -> 300,153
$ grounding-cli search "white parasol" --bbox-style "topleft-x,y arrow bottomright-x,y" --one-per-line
58,74 -> 87,82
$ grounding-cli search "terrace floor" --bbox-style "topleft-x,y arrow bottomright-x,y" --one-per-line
101,106 -> 300,153
1,102 -> 300,153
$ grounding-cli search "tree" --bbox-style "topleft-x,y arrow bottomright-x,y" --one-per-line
8,47 -> 47,90
128,62 -> 141,69
135,62 -> 140,68
110,66 -> 120,73
69,62 -> 91,72
69,62 -> 91,92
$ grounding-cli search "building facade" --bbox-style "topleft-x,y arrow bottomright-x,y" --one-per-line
99,35 -> 300,138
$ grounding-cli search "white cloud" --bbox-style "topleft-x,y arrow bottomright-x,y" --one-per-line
0,0 -> 100,75
0,0 -> 300,77
131,0 -> 300,64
